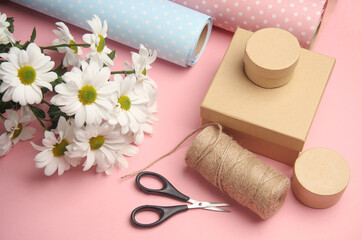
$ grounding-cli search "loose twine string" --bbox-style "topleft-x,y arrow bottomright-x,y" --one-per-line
121,123 -> 221,179
122,123 -> 290,219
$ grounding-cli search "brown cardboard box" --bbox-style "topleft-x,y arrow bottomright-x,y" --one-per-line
244,28 -> 301,88
292,148 -> 350,208
201,28 -> 335,165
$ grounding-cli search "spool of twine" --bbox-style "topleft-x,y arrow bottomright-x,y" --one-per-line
185,125 -> 290,219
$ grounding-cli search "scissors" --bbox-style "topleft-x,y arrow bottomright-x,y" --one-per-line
130,171 -> 230,228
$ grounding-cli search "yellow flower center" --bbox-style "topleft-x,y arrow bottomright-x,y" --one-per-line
52,139 -> 69,157
142,68 -> 147,76
78,85 -> 97,105
97,34 -> 105,53
18,66 -> 36,85
118,95 -> 131,111
69,39 -> 78,54
89,135 -> 105,150
11,123 -> 22,139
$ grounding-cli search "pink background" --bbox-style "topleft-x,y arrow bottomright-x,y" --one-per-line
0,0 -> 361,239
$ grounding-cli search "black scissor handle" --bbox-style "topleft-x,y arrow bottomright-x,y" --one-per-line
131,205 -> 188,228
135,171 -> 190,202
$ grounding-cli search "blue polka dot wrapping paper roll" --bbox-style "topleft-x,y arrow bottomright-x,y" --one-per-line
11,0 -> 213,67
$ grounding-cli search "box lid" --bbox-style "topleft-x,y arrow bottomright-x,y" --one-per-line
244,28 -> 301,88
201,28 -> 335,152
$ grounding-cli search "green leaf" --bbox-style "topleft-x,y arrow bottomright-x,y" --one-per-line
30,27 -> 36,43
13,41 -> 22,49
30,105 -> 46,119
0,42 -> 12,54
41,87 -> 48,95
53,62 -> 68,76
6,17 -> 14,33
51,76 -> 64,88
48,105 -> 69,129
108,50 -> 116,60
0,90 -> 20,114
14,102 -> 21,110
0,100 -> 14,114
21,41 -> 30,50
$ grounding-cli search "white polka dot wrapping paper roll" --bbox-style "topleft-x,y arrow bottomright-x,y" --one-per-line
170,0 -> 328,48
11,0 -> 213,67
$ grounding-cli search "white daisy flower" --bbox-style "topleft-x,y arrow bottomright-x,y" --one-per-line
82,15 -> 113,67
0,13 -> 9,28
108,74 -> 149,135
124,47 -> 157,96
137,44 -> 157,70
126,53 -> 147,77
134,90 -> 158,145
0,132 -> 12,156
126,44 -> 157,77
98,134 -> 138,175
31,117 -> 80,176
0,27 -> 14,45
130,74 -> 157,98
0,43 -> 57,106
52,22 -> 83,67
4,106 -> 36,145
67,122 -> 126,173
51,61 -> 117,127
124,60 -> 155,96
0,12 -> 15,44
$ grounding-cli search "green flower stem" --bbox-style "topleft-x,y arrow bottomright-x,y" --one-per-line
40,43 -> 90,50
29,105 -> 49,131
111,70 -> 135,75
0,113 -> 6,121
41,99 -> 52,107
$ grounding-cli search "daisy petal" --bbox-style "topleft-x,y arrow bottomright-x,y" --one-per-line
83,150 -> 95,171
44,159 -> 58,176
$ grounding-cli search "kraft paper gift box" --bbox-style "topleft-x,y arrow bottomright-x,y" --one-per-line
201,28 -> 335,165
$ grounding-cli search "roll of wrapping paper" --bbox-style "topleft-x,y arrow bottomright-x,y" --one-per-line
10,0 -> 212,67
170,0 -> 328,48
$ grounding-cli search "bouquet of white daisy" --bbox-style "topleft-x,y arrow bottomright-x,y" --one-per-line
0,13 -> 158,176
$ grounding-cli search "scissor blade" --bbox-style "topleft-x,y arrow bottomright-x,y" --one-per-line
189,201 -> 230,210
203,206 -> 231,212
188,199 -> 231,211
205,202 -> 231,208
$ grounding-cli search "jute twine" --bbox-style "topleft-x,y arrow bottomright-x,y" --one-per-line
185,125 -> 290,219
122,123 -> 290,219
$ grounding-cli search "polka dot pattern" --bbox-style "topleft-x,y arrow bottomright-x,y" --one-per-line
12,0 -> 212,67
170,0 -> 327,48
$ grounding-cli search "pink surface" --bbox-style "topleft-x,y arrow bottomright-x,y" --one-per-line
0,0 -> 361,239
171,0 -> 326,48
